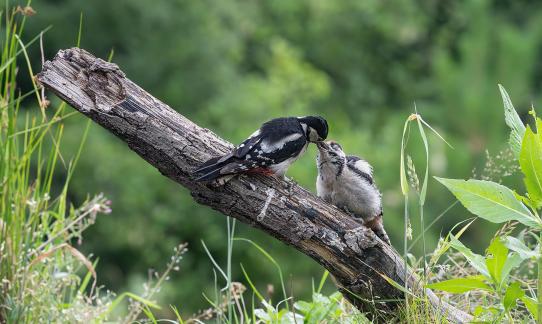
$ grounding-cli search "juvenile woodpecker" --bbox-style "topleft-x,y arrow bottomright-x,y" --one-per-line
316,141 -> 390,245
195,116 -> 328,181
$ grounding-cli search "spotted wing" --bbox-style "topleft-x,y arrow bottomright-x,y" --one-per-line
221,133 -> 307,173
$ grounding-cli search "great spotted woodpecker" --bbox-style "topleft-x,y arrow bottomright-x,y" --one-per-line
195,116 -> 328,181
316,140 -> 390,245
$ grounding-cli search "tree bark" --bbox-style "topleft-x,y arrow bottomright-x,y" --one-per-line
37,48 -> 472,323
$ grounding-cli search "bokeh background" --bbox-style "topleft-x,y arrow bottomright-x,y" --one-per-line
20,0 -> 542,315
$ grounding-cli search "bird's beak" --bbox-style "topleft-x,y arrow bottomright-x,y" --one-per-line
316,141 -> 329,150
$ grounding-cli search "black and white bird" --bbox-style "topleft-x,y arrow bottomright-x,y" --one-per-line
194,116 -> 328,181
316,141 -> 390,245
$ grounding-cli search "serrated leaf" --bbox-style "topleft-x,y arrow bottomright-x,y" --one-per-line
499,84 -> 525,157
435,177 -> 541,229
520,125 -> 542,209
426,276 -> 491,293
504,236 -> 540,260
449,235 -> 490,277
485,237 -> 508,285
503,281 -> 525,311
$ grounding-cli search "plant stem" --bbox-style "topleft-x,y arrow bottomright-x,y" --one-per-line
226,217 -> 234,323
421,206 -> 427,278
404,197 -> 409,319
538,231 -> 542,324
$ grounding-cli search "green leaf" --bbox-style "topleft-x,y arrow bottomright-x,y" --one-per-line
435,177 -> 541,229
316,270 -> 329,294
485,237 -> 508,285
514,192 -> 539,212
449,235 -> 490,277
500,253 -> 524,287
504,236 -> 540,260
521,296 -> 539,321
104,291 -> 161,320
294,300 -> 312,314
499,84 -> 525,157
426,276 -> 491,294
400,117 -> 411,195
503,281 -> 525,311
520,124 -> 542,209
254,308 -> 270,321
416,114 -> 429,206
379,273 -> 417,298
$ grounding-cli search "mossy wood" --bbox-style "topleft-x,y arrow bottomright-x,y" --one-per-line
37,48 -> 472,323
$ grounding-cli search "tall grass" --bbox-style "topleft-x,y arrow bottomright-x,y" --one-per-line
0,7 -> 188,322
0,6 -> 186,322
0,5 -> 116,322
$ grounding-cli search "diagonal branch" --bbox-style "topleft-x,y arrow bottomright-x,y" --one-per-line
37,48 -> 472,323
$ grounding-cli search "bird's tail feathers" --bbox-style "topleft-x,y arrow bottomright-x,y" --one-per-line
370,217 -> 391,245
194,156 -> 224,173
195,167 -> 224,181
193,156 -> 232,181
194,156 -> 252,182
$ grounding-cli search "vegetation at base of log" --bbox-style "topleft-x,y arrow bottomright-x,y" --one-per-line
18,0 -> 542,316
425,88 -> 541,322
1,2 -> 542,323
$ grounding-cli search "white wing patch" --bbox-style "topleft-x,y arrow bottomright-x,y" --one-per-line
249,129 -> 261,138
353,159 -> 373,176
260,133 -> 303,153
269,142 -> 308,176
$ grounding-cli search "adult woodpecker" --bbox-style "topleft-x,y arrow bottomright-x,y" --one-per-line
316,140 -> 390,245
194,116 -> 328,181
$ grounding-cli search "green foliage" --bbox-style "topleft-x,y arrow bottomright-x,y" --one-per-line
0,8 -> 113,322
426,276 -> 491,293
503,281 -> 524,312
0,7 -> 171,322
519,122 -> 542,209
435,177 -> 541,228
499,84 -> 526,157
430,236 -> 530,319
13,0 -> 542,318
504,236 -> 540,259
522,295 -> 539,321
251,291 -> 369,323
486,237 -> 510,286
448,234 -> 490,277
7,0 -> 542,321
432,87 -> 542,322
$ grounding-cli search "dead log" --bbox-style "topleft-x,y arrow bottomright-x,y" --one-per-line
37,48 -> 472,323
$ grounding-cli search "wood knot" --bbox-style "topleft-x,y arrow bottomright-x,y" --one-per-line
60,48 -> 127,113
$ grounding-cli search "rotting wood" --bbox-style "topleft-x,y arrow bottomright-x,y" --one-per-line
37,48 -> 472,323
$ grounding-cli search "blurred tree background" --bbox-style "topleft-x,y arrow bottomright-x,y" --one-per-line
18,0 -> 542,315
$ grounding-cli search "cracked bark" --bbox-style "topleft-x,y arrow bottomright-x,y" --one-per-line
37,48 -> 472,323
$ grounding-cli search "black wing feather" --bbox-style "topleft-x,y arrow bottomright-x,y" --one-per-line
346,155 -> 374,185
194,117 -> 305,181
